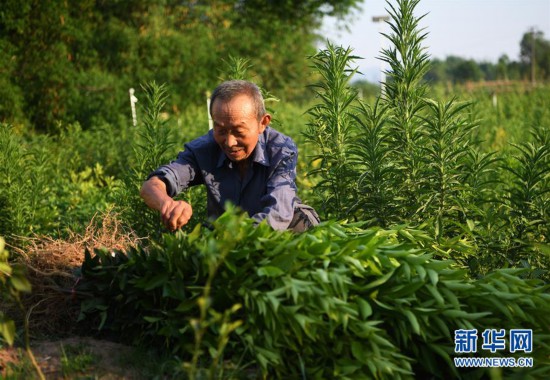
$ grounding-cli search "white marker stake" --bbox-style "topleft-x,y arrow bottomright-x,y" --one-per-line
129,88 -> 138,127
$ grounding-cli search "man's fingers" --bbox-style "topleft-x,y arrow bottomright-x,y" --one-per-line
182,202 -> 193,220
175,203 -> 193,229
161,200 -> 192,231
176,213 -> 190,229
160,202 -> 173,224
167,207 -> 182,231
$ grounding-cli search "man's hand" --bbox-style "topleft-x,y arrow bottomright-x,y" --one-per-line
140,176 -> 193,231
160,199 -> 193,231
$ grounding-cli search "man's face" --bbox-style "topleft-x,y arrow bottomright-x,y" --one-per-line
211,94 -> 270,162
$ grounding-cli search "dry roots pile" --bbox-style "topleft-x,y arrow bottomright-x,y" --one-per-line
4,210 -> 141,336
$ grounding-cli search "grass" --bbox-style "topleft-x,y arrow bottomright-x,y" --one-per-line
60,343 -> 99,378
1,338 -> 152,379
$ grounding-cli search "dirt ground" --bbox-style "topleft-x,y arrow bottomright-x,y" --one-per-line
0,336 -> 143,379
1,212 -> 147,379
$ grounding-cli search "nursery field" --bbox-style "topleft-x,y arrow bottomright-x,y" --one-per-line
1,0 -> 549,379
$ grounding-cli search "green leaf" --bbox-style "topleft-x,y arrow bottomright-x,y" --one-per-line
257,266 -> 285,277
144,316 -> 163,323
427,269 -> 439,286
415,265 -> 427,281
9,274 -> 31,293
426,284 -> 445,305
139,273 -> 169,291
403,309 -> 421,335
0,318 -> 16,346
398,229 -> 415,242
534,243 -> 550,256
442,310 -> 491,319
351,340 -> 368,364
362,269 -> 395,290
357,298 -> 373,319
0,262 -> 12,277
175,300 -> 196,313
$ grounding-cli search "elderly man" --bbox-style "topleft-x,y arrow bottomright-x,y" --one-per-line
140,80 -> 319,232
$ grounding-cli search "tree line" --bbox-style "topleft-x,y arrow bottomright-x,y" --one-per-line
2,1 -> 547,132
425,29 -> 550,84
0,0 -> 361,132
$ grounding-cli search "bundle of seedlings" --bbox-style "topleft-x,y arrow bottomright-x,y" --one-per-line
77,207 -> 550,379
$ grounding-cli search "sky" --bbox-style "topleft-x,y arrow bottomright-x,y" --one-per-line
320,0 -> 550,82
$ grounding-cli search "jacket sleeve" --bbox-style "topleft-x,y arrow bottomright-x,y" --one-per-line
251,148 -> 299,230
147,148 -> 204,197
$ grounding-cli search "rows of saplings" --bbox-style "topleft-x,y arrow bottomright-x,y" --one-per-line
1,0 -> 549,378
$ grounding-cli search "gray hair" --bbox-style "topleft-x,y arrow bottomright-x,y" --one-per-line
209,80 -> 266,121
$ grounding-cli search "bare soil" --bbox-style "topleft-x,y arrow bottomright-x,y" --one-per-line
1,337 -> 142,379
1,211 -> 147,379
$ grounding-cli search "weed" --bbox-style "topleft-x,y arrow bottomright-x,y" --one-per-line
60,343 -> 99,378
